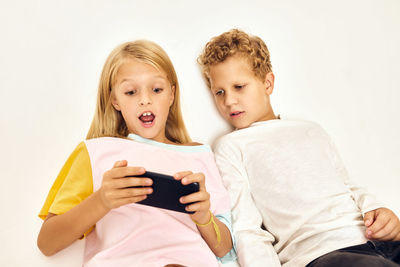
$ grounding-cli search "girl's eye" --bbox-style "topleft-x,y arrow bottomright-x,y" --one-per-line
215,89 -> 225,96
153,88 -> 163,93
234,84 -> 245,89
125,90 -> 136,95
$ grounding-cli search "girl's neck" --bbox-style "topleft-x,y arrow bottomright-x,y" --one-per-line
130,133 -> 174,145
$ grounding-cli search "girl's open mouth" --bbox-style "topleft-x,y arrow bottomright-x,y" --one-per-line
139,111 -> 155,128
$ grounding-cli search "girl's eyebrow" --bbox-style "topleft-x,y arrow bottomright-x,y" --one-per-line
119,79 -> 133,85
119,76 -> 167,85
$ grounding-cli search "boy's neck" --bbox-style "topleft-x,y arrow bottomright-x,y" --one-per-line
236,113 -> 280,130
259,111 -> 279,123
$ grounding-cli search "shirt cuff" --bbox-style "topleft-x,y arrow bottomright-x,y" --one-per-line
216,212 -> 238,263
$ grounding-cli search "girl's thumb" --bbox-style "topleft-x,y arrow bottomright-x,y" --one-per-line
113,160 -> 127,168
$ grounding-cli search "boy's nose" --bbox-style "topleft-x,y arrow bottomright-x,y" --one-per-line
224,93 -> 238,107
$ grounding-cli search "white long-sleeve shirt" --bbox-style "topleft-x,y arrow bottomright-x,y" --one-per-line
214,119 -> 384,267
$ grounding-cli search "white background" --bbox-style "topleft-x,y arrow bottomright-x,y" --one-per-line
0,0 -> 399,266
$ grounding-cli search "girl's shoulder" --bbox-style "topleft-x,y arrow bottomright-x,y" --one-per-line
86,135 -> 212,153
170,141 -> 211,153
185,142 -> 203,146
84,136 -> 126,143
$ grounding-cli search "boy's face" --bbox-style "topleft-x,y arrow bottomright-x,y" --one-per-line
208,56 -> 276,129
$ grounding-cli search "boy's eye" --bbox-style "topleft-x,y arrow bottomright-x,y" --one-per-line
125,90 -> 136,95
234,84 -> 245,89
215,89 -> 225,96
153,88 -> 163,93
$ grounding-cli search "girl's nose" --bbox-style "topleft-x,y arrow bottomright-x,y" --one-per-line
139,91 -> 152,106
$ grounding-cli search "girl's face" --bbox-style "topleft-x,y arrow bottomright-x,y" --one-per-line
112,59 -> 175,143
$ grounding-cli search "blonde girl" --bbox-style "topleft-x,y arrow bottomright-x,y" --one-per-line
37,40 -> 236,266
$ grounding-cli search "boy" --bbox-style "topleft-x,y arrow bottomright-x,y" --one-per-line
198,29 -> 400,267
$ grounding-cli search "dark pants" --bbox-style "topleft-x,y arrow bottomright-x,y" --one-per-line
306,241 -> 400,267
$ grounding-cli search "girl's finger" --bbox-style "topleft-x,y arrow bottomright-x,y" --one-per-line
117,166 -> 146,178
112,177 -> 153,189
185,201 -> 209,213
173,171 -> 193,180
181,173 -> 205,188
113,160 -> 128,168
180,191 -> 209,204
115,195 -> 148,207
104,186 -> 152,200
119,187 -> 153,198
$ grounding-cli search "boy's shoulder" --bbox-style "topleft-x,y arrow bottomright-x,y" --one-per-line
223,116 -> 322,135
214,117 -> 326,149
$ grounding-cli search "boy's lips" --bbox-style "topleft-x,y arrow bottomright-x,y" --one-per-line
230,111 -> 244,118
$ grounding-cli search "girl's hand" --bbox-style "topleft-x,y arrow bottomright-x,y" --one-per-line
99,160 -> 153,210
175,171 -> 211,223
364,207 -> 400,241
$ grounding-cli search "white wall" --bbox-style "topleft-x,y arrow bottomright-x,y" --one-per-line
0,0 -> 399,266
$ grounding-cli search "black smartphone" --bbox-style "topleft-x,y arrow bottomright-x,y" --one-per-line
128,171 -> 199,214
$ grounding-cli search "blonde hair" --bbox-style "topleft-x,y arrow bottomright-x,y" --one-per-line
86,40 -> 191,144
198,29 -> 273,88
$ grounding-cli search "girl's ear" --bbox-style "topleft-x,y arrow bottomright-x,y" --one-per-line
169,85 -> 175,106
111,93 -> 121,111
264,72 -> 275,95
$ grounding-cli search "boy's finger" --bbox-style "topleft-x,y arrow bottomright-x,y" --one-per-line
367,216 -> 390,238
395,231 -> 400,241
377,225 -> 400,241
364,210 -> 375,227
370,218 -> 394,240
383,221 -> 400,241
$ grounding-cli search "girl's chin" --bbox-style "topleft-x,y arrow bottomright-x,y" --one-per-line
140,120 -> 155,128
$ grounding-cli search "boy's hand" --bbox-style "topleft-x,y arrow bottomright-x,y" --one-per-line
99,160 -> 153,210
174,171 -> 211,223
364,208 -> 400,241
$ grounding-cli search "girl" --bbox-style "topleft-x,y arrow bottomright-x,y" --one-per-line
37,40 -> 236,266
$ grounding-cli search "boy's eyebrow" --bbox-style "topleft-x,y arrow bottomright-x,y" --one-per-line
209,84 -> 218,91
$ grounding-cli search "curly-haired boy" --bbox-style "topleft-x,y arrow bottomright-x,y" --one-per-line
198,29 -> 400,267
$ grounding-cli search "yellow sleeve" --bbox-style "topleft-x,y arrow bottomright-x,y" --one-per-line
39,141 -> 93,220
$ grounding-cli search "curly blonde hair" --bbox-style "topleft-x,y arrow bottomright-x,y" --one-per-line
198,29 -> 272,88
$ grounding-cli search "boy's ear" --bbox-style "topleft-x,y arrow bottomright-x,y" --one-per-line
264,72 -> 275,95
111,93 -> 121,111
